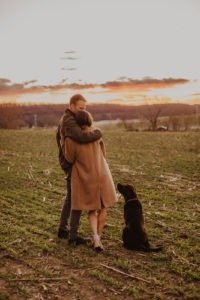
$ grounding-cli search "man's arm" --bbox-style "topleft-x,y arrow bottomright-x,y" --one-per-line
56,124 -> 61,147
62,113 -> 102,144
56,122 -> 72,173
65,138 -> 76,164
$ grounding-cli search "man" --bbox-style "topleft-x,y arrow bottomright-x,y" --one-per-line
56,94 -> 102,245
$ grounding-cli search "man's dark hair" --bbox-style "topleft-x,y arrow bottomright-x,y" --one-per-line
69,94 -> 87,106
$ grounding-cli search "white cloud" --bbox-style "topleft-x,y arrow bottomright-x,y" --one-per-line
0,0 -> 199,87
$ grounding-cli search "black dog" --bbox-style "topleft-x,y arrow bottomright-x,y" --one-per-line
117,183 -> 163,252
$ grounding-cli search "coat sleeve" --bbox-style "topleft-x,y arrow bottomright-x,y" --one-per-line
63,114 -> 102,144
64,138 -> 76,164
100,139 -> 106,158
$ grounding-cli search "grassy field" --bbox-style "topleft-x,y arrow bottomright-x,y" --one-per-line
0,128 -> 200,300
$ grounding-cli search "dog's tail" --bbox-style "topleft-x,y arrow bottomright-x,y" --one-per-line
149,246 -> 163,252
150,246 -> 164,252
141,245 -> 163,252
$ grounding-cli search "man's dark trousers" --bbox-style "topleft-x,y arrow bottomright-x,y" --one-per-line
59,174 -> 82,240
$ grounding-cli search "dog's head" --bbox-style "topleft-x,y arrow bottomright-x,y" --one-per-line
117,183 -> 137,202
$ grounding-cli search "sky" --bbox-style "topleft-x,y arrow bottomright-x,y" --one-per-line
0,0 -> 200,105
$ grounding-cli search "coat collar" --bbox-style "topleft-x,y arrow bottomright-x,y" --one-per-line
65,108 -> 75,117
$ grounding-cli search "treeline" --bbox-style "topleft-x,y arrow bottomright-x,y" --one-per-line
0,102 -> 199,130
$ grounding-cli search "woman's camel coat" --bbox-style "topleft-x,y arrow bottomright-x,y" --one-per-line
65,134 -> 117,211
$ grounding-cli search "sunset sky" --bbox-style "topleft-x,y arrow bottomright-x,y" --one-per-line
0,0 -> 200,105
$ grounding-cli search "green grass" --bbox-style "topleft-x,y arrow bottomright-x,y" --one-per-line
0,128 -> 200,299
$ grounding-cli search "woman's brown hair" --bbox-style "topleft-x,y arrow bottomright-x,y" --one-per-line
75,110 -> 93,127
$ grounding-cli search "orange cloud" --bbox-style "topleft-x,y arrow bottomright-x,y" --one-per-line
101,77 -> 189,92
0,77 -> 190,99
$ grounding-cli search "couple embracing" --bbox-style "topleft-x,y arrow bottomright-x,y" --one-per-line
56,94 -> 117,251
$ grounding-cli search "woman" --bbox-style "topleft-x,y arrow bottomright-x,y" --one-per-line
64,110 -> 117,251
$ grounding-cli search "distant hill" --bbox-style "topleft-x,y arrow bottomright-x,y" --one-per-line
20,102 -> 200,126
0,102 -> 199,129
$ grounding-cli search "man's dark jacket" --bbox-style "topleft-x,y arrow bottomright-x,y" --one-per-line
56,109 -> 102,174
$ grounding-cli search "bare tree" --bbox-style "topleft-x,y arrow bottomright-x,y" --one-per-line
169,116 -> 181,131
0,104 -> 24,129
143,105 -> 162,131
182,115 -> 193,131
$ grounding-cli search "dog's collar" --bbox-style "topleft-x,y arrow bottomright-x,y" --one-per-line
126,198 -> 138,203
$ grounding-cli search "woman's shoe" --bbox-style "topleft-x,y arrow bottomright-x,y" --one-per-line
92,234 -> 104,252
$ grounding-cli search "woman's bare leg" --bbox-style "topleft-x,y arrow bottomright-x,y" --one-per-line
89,210 -> 103,251
97,208 -> 107,236
88,210 -> 98,236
